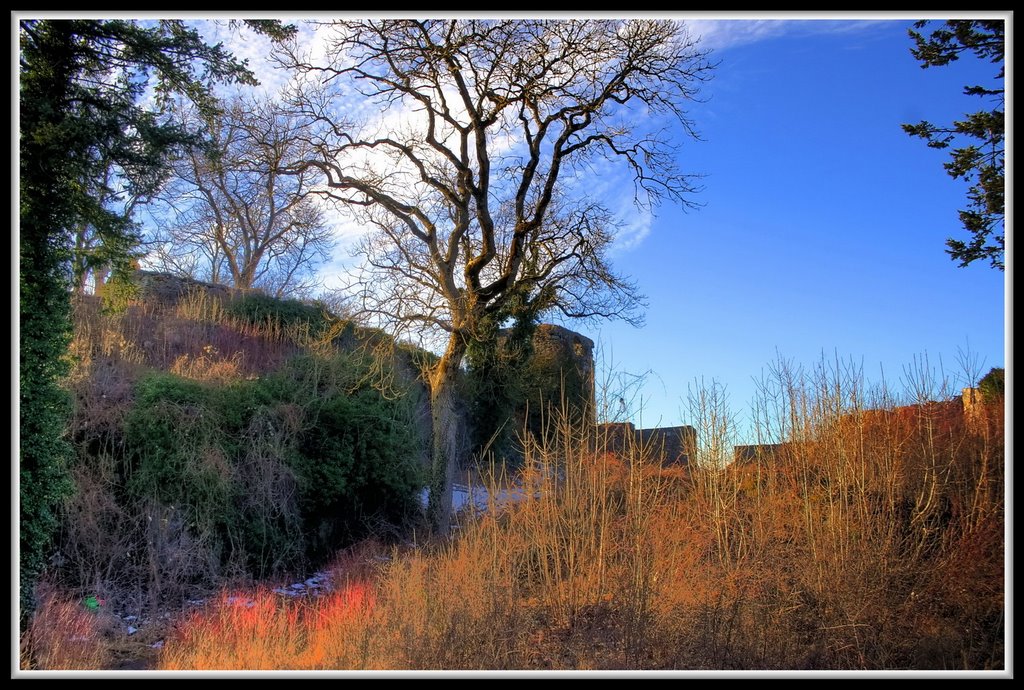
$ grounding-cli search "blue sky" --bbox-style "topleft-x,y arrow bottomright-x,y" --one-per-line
156,15 -> 1009,438
578,18 -> 1008,435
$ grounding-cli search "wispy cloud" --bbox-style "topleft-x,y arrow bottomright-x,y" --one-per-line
192,20 -> 326,97
686,18 -> 885,52
569,156 -> 656,256
611,204 -> 654,254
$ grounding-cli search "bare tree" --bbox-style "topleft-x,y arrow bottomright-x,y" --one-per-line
150,94 -> 334,298
276,19 -> 713,530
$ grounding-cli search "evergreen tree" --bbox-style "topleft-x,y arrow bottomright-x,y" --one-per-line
977,367 -> 1005,402
17,18 -> 294,622
903,20 -> 1005,270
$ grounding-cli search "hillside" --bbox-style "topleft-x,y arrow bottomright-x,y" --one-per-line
21,273 -> 1005,671
61,274 -> 434,603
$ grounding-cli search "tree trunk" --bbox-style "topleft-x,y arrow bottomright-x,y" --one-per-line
426,334 -> 468,534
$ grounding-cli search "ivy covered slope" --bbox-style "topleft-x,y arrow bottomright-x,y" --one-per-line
59,282 -> 428,605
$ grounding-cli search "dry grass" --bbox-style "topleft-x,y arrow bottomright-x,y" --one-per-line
35,323 -> 1004,671
68,291 -> 304,387
158,583 -> 377,671
20,588 -> 113,670
170,347 -> 247,382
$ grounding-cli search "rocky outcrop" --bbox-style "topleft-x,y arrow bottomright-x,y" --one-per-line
130,270 -> 243,307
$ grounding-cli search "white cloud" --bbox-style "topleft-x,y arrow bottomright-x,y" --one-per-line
142,19 -> 714,283
614,206 -> 654,253
686,19 -> 796,51
191,19 -> 330,98
685,18 -> 885,52
565,154 -> 655,256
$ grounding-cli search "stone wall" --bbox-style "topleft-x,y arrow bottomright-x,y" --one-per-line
732,443 -> 787,465
128,270 -> 239,307
961,387 -> 983,429
527,323 -> 597,422
598,421 -> 697,467
497,323 -> 597,451
732,391 -> 987,467
638,426 -> 697,466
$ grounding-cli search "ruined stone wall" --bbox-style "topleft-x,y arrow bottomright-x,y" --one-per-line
472,322 -> 598,464
732,443 -> 787,465
638,426 -> 697,466
598,421 -> 697,467
128,270 -> 238,307
524,323 -> 597,426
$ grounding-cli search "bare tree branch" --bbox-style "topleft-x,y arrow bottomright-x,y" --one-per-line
147,92 -> 335,298
274,19 -> 713,531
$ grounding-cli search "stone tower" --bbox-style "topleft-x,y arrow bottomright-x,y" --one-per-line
471,322 -> 596,463
523,323 -> 596,429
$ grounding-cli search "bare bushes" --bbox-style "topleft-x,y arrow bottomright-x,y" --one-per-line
357,355 -> 1003,670
340,410 -> 683,670
671,355 -> 1005,669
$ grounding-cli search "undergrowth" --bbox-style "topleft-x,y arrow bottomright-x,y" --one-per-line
22,290 -> 1004,671
152,354 -> 1003,671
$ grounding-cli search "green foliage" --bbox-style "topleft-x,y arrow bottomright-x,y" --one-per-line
233,19 -> 299,43
465,290 -> 544,464
296,383 -> 423,558
903,20 -> 1005,270
225,292 -> 332,333
465,285 -> 596,466
977,367 -> 1004,401
125,375 -> 231,510
18,351 -> 74,624
99,270 -> 141,314
18,18 -> 275,621
121,353 -> 423,578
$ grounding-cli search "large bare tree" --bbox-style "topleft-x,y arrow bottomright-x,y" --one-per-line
151,94 -> 334,297
277,19 -> 713,530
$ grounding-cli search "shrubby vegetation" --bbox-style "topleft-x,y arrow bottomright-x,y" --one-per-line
46,289 -> 426,619
123,358 -> 421,578
978,366 -> 1004,401
26,299 -> 1004,670
144,356 -> 1004,671
223,292 -> 334,335
464,303 -> 539,465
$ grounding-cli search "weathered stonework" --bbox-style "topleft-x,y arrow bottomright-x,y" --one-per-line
733,391 -> 990,467
598,421 -> 697,467
961,387 -> 983,430
638,426 -> 697,466
129,270 -> 239,307
526,323 -> 597,423
732,443 -> 787,465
